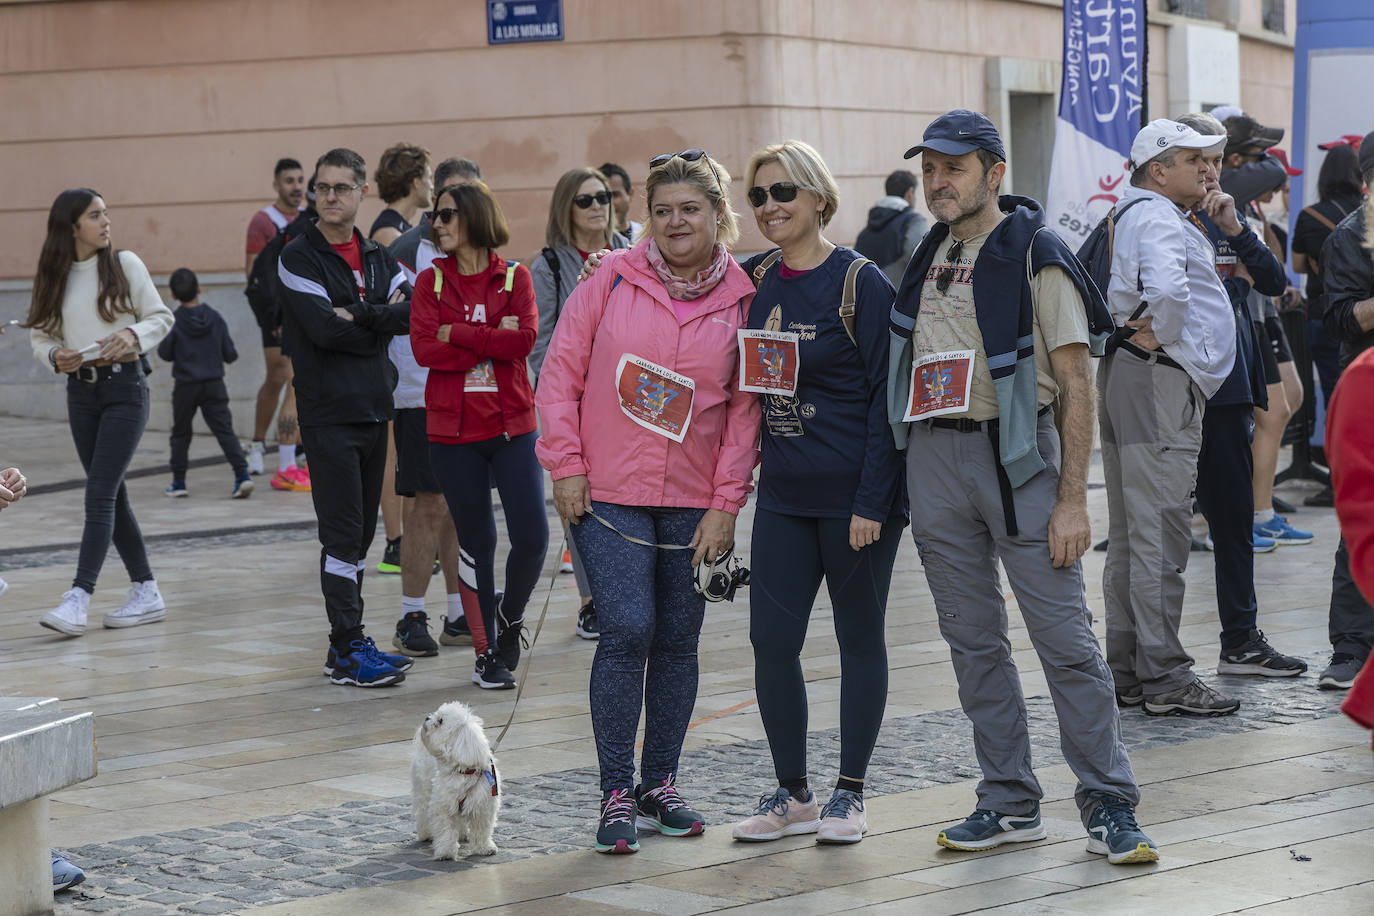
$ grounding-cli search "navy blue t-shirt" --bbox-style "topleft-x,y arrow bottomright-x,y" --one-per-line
741,246 -> 905,521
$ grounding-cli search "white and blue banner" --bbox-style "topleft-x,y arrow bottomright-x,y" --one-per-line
1046,0 -> 1147,246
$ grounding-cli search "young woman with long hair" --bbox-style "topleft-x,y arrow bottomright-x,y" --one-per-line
25,188 -> 173,637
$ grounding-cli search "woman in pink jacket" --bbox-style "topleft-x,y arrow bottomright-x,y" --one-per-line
536,150 -> 760,855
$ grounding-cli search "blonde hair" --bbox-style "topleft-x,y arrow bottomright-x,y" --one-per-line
545,167 -> 617,250
744,140 -> 841,227
643,153 -> 740,247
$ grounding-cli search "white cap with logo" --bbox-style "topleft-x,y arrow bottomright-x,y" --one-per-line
1128,118 -> 1226,170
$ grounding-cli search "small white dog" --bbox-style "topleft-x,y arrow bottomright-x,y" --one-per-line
411,701 -> 500,858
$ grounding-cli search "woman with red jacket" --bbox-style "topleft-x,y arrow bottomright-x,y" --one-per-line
410,181 -> 549,690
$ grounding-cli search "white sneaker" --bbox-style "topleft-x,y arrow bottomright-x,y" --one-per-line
40,588 -> 90,637
246,441 -> 265,476
104,580 -> 166,628
0,576 -> 8,598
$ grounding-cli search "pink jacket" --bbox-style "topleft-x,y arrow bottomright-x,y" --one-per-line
535,242 -> 760,514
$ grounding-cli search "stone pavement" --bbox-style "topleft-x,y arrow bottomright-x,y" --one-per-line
1,418 -> 1371,915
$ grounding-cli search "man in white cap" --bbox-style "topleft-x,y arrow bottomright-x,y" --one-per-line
1100,119 -> 1239,717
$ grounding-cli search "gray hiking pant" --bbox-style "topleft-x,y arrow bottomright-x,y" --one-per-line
1098,348 -> 1203,696
907,410 -> 1139,815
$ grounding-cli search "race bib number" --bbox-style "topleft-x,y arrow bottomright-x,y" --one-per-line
464,360 -> 498,393
903,349 -> 975,421
1214,254 -> 1237,280
615,353 -> 695,443
737,329 -> 801,396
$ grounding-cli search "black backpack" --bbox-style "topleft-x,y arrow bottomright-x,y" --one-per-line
854,208 -> 918,272
1074,197 -> 1146,354
244,226 -> 289,330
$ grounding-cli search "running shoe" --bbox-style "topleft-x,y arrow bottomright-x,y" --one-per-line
165,480 -> 188,498
440,615 -> 473,646
230,474 -> 254,499
328,639 -> 406,687
1115,685 -> 1144,708
270,465 -> 311,491
560,548 -> 574,574
323,636 -> 413,676
52,853 -> 86,892
40,588 -> 90,637
732,786 -> 820,841
393,611 -> 439,657
377,537 -> 402,574
1084,792 -> 1158,864
816,788 -> 867,844
636,774 -> 704,836
937,805 -> 1046,851
1217,629 -> 1308,677
496,603 -> 526,672
1318,653 -> 1363,690
245,440 -> 265,476
596,788 -> 639,854
576,600 -> 600,640
1254,515 -> 1313,546
472,648 -> 516,689
103,580 -> 165,628
1144,678 -> 1239,717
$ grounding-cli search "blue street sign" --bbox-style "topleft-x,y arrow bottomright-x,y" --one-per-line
487,0 -> 563,45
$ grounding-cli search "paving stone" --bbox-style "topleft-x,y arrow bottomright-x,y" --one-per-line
176,899 -> 240,915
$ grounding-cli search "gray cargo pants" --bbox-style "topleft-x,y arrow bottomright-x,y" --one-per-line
1098,347 -> 1204,695
907,410 -> 1139,816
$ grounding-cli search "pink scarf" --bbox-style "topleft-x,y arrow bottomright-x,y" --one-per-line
646,239 -> 731,301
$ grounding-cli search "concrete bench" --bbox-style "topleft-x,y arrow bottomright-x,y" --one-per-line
0,697 -> 96,916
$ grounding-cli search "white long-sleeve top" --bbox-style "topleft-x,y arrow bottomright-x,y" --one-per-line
1108,184 -> 1237,398
29,250 -> 174,369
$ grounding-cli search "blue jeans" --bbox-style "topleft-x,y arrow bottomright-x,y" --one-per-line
570,502 -> 706,793
67,368 -> 154,593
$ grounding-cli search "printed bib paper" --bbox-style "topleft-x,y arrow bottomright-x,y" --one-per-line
737,329 -> 801,396
615,353 -> 695,443
904,349 -> 975,421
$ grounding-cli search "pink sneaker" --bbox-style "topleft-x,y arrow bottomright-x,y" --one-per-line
270,465 -> 311,492
731,787 -> 819,841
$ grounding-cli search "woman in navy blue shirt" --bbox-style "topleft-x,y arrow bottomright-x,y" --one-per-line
730,141 -> 905,845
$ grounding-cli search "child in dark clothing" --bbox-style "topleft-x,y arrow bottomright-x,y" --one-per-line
157,269 -> 253,498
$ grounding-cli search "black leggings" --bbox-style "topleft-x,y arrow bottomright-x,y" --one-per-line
748,508 -> 902,784
67,370 -> 153,593
430,432 -> 549,655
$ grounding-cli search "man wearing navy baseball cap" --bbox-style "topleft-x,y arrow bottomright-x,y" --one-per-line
888,110 -> 1156,865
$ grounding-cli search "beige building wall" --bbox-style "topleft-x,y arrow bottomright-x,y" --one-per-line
0,0 -> 1296,427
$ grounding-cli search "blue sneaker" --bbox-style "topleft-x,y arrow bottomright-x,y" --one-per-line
231,474 -> 254,499
1252,533 -> 1277,553
164,480 -> 188,498
52,852 -> 86,892
1084,792 -> 1158,864
937,804 -> 1046,851
327,638 -> 405,687
324,636 -> 413,677
1253,515 -> 1313,545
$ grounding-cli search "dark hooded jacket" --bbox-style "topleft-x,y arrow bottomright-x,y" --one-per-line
156,301 -> 237,383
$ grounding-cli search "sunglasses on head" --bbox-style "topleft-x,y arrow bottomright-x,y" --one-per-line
573,191 -> 611,209
935,239 -> 965,294
747,182 -> 799,208
429,207 -> 460,225
649,149 -> 724,197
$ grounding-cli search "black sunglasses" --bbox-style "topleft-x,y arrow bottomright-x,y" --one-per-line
429,207 -> 460,225
573,191 -> 611,209
649,149 -> 724,197
747,182 -> 799,208
935,239 -> 965,294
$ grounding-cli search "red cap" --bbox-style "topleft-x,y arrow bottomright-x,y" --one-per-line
1318,133 -> 1365,150
1269,148 -> 1302,176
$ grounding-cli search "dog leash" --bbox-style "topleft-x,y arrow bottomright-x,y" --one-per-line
491,535 -> 565,751
584,508 -> 693,550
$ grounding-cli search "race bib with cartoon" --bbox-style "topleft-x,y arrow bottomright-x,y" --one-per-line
737,329 -> 801,397
903,349 -> 975,421
464,360 -> 498,393
615,354 -> 695,443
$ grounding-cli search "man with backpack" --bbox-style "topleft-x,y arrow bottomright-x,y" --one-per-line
889,110 -> 1156,865
243,158 -> 311,491
855,169 -> 928,286
1098,119 -> 1239,718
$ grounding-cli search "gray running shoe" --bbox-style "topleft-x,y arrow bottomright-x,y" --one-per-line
1144,679 -> 1239,717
